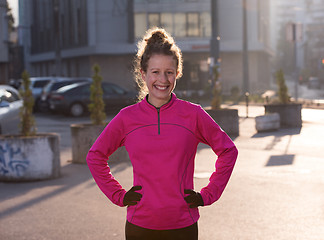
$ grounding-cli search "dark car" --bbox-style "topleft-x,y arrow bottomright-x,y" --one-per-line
38,77 -> 91,111
48,82 -> 137,117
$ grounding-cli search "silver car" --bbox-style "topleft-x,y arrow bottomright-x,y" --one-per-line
0,85 -> 23,135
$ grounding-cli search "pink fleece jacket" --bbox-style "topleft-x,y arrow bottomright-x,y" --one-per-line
87,93 -> 238,230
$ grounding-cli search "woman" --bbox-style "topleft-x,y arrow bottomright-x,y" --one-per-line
87,27 -> 238,240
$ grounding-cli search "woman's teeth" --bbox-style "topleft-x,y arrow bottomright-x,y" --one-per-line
155,85 -> 168,90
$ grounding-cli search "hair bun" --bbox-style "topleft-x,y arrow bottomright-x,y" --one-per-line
145,29 -> 168,46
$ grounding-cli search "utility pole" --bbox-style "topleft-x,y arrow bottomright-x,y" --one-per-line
242,0 -> 249,94
53,0 -> 62,76
127,0 -> 134,43
210,0 -> 220,68
286,22 -> 302,101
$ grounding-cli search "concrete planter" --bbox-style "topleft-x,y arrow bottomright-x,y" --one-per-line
255,113 -> 280,132
205,108 -> 239,137
0,133 -> 60,182
264,103 -> 302,128
71,123 -> 129,164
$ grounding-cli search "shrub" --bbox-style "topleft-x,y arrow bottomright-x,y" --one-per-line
211,65 -> 222,109
88,64 -> 106,125
19,70 -> 36,136
276,69 -> 290,104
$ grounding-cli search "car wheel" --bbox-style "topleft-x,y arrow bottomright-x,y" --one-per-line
69,102 -> 84,117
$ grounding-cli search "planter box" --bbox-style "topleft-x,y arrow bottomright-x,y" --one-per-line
205,108 -> 239,137
0,133 -> 60,182
264,103 -> 302,128
71,123 -> 129,164
255,113 -> 280,132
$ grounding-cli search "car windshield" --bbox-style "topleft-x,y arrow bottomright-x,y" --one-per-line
110,84 -> 126,94
44,79 -> 90,93
0,89 -> 20,103
33,80 -> 51,88
57,83 -> 84,93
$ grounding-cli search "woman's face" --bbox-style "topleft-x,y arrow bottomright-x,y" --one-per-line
141,54 -> 178,108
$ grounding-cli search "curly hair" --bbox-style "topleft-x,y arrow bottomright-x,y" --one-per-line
134,27 -> 183,101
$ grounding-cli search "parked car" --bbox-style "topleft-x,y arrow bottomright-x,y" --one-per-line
38,77 -> 91,111
18,76 -> 54,111
48,82 -> 137,117
308,77 -> 321,89
0,85 -> 23,135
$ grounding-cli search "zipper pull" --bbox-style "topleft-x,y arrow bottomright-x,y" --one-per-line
157,107 -> 160,135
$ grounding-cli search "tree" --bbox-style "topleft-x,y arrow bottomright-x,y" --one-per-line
19,70 -> 36,136
276,69 -> 290,104
211,65 -> 222,109
88,64 -> 106,125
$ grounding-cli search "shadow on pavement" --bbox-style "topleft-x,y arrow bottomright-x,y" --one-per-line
265,154 -> 295,167
251,127 -> 301,138
0,163 -> 92,219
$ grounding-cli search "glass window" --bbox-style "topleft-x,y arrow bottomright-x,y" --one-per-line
102,84 -> 114,95
174,13 -> 186,38
148,13 -> 160,28
200,12 -> 211,37
135,13 -> 147,39
187,13 -> 199,37
110,84 -> 126,95
1,90 -> 19,103
161,13 -> 173,35
33,80 -> 51,88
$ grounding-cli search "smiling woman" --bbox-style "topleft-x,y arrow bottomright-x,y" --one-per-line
87,27 -> 238,240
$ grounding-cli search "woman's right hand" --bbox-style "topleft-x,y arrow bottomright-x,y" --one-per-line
123,186 -> 143,206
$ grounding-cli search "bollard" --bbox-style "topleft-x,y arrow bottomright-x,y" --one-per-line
245,92 -> 249,118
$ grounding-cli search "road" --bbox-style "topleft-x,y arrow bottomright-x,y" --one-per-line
0,106 -> 324,240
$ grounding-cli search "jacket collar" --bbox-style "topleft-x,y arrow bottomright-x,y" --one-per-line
143,92 -> 177,110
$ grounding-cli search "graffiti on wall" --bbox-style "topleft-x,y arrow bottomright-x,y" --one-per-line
0,143 -> 29,177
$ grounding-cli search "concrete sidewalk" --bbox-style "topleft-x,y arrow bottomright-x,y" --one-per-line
1,106 -> 324,240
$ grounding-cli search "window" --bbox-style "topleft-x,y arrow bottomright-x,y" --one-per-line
135,13 -> 147,38
187,13 -> 199,37
110,84 -> 126,95
0,90 -> 20,103
174,13 -> 186,38
148,13 -> 160,28
200,12 -> 211,37
135,12 -> 210,39
161,13 -> 173,34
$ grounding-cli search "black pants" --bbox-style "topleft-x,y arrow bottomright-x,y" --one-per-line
125,221 -> 198,240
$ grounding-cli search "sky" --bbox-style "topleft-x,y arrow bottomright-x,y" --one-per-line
7,0 -> 19,26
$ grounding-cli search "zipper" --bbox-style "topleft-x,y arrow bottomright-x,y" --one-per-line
156,107 -> 161,135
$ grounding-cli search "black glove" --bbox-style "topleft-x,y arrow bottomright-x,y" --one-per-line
184,189 -> 204,208
123,186 -> 142,206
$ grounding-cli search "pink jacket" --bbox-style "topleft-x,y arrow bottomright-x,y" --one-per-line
87,93 -> 238,230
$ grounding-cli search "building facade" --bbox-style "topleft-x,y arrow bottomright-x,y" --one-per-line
19,0 -> 272,94
272,0 -> 324,82
0,0 -> 9,83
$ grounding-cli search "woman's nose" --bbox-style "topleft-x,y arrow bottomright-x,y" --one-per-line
161,72 -> 169,82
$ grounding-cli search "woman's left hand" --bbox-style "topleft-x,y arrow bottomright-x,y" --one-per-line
184,189 -> 204,208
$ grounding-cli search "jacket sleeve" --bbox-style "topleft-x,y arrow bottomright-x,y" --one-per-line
195,106 -> 238,206
86,112 -> 127,207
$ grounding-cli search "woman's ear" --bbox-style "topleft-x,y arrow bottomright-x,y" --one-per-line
140,69 -> 146,80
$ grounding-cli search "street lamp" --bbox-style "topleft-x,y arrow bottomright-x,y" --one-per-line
53,0 -> 62,76
242,0 -> 249,94
210,0 -> 220,71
